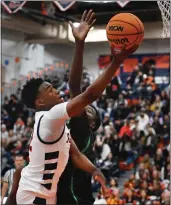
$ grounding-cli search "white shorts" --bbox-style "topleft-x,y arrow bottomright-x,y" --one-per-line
16,187 -> 56,205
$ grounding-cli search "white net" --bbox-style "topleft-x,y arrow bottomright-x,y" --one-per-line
157,0 -> 170,38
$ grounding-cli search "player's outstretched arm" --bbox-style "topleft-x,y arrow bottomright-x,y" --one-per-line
67,44 -> 138,118
5,167 -> 23,205
70,138 -> 108,194
69,9 -> 96,99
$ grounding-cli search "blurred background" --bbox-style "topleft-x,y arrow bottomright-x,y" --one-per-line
1,1 -> 170,205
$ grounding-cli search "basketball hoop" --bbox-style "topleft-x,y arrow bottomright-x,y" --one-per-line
157,0 -> 170,38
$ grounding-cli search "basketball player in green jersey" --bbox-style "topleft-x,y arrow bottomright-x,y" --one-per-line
57,9 -> 138,205
57,10 -> 100,204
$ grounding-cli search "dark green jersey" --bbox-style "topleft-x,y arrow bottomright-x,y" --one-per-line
57,113 -> 95,205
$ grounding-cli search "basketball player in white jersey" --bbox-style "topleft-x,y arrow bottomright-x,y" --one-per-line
14,10 -> 138,205
16,76 -> 107,205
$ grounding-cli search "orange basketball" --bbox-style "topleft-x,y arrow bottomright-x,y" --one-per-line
106,13 -> 144,49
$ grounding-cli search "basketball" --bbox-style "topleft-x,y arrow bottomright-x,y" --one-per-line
106,13 -> 144,49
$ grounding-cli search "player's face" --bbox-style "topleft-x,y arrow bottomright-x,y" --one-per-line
36,82 -> 64,109
85,106 -> 97,130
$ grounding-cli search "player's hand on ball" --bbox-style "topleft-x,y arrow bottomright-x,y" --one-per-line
111,44 -> 139,63
93,169 -> 108,195
69,9 -> 96,41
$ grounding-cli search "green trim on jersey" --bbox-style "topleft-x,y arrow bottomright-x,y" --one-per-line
81,135 -> 91,154
71,171 -> 78,204
70,135 -> 91,204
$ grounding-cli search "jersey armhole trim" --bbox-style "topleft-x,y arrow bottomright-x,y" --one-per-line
37,115 -> 65,145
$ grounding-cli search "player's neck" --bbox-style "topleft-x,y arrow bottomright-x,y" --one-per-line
36,106 -> 51,112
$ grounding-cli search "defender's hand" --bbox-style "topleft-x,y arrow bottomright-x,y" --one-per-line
69,9 -> 96,41
93,169 -> 108,195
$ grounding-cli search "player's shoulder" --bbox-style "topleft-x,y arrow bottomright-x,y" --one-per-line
35,102 -> 69,122
35,111 -> 46,120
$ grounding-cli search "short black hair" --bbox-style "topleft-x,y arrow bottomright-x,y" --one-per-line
21,78 -> 44,109
89,105 -> 101,132
14,153 -> 24,158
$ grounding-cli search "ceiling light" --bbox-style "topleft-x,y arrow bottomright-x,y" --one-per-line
73,22 -> 80,27
73,22 -> 94,30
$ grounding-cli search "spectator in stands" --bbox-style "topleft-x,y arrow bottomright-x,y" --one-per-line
148,180 -> 162,198
135,163 -> 146,179
106,77 -> 121,100
1,154 -> 25,204
126,65 -> 139,85
103,113 -> 111,127
1,147 -> 13,177
136,111 -> 149,136
109,178 -> 119,193
114,94 -> 128,109
151,95 -> 163,112
140,180 -> 149,192
161,190 -> 170,205
100,153 -> 118,180
119,120 -> 132,139
97,94 -> 107,111
1,110 -> 13,130
108,134 -> 120,157
7,95 -> 20,123
154,148 -> 164,171
2,97 -> 10,113
137,189 -> 151,205
106,189 -> 122,205
100,139 -> 111,161
1,124 -> 8,144
123,188 -> 136,204
13,117 -> 25,135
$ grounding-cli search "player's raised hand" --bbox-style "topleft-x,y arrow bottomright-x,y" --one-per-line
111,44 -> 139,63
69,9 -> 96,41
93,169 -> 109,196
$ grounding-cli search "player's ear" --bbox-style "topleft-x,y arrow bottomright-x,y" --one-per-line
90,122 -> 95,130
35,99 -> 44,107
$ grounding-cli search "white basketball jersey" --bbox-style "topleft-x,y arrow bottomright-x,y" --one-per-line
18,110 -> 71,200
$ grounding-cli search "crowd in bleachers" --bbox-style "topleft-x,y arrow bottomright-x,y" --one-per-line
1,59 -> 170,205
